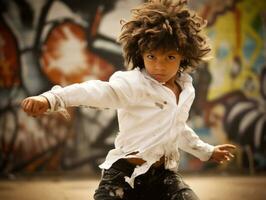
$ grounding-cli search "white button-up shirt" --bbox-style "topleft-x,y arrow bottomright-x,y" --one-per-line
41,68 -> 214,187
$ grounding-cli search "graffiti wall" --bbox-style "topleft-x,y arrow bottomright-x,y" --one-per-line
187,0 -> 266,172
0,0 -> 265,175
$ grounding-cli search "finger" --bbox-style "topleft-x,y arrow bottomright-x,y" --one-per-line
228,152 -> 234,158
21,99 -> 28,108
31,102 -> 38,114
24,100 -> 32,113
29,102 -> 38,116
31,101 -> 39,114
224,155 -> 231,161
219,144 -> 236,150
222,150 -> 232,156
22,99 -> 30,110
219,150 -> 229,156
221,151 -> 235,160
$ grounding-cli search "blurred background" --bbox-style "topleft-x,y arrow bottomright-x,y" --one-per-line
0,0 -> 266,199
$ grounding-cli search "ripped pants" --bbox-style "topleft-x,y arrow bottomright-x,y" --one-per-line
94,159 -> 200,200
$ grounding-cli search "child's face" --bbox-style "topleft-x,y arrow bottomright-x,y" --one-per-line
142,49 -> 182,83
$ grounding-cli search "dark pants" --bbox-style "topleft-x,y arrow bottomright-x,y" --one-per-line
94,159 -> 200,200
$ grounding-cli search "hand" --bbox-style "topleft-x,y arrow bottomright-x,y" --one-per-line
209,144 -> 236,164
21,96 -> 50,117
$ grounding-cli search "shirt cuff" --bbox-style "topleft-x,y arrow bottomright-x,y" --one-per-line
201,143 -> 215,161
40,92 -> 56,111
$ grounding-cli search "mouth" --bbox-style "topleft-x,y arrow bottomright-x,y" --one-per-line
153,74 -> 166,78
154,73 -> 165,76
152,74 -> 167,82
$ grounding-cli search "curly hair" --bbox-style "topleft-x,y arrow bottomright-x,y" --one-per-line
118,0 -> 211,71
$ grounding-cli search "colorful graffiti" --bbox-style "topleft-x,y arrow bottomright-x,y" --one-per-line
190,0 -> 266,172
0,0 -> 265,176
0,0 -> 128,175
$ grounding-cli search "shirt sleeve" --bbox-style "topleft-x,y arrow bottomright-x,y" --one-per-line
41,71 -> 140,112
178,123 -> 214,161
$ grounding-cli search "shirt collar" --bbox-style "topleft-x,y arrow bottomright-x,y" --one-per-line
139,68 -> 193,88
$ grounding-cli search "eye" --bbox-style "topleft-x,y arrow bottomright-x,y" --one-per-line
147,55 -> 155,59
168,55 -> 176,60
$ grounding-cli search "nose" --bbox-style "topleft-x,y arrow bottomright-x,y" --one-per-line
154,60 -> 166,71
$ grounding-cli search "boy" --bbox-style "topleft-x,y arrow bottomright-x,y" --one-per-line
21,0 -> 235,199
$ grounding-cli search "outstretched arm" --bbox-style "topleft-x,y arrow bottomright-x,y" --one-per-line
21,70 -> 140,118
178,124 -> 236,163
178,123 -> 215,161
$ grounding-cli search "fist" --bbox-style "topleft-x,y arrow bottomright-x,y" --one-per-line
21,96 -> 50,117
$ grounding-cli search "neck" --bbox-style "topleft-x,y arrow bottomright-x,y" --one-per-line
163,75 -> 176,87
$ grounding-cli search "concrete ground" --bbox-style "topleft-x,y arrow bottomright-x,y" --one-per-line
0,175 -> 266,200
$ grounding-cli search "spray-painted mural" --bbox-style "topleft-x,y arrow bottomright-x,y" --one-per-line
188,0 -> 266,172
0,0 -> 128,174
0,0 -> 265,175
